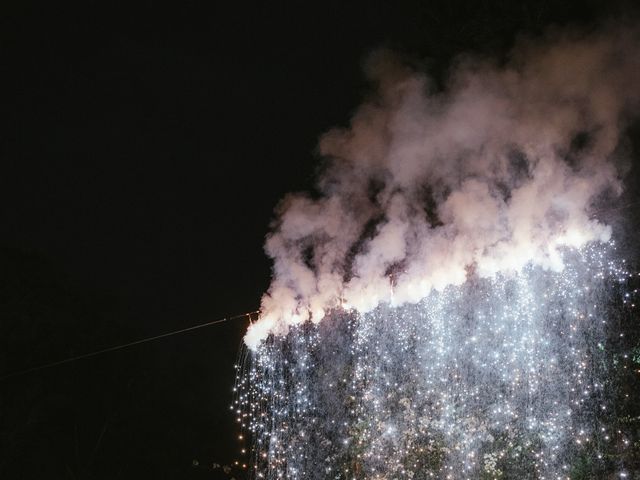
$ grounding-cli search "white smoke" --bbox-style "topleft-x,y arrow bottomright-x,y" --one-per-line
246,24 -> 640,349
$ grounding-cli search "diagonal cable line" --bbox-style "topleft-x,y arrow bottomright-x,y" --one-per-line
0,310 -> 259,382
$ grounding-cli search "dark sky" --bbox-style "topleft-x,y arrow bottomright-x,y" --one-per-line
1,1 -> 638,479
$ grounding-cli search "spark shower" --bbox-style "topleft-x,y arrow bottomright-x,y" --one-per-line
234,25 -> 640,478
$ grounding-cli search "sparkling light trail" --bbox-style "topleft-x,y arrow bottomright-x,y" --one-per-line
235,243 -> 637,478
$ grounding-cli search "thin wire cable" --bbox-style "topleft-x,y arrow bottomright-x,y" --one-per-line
0,310 -> 259,382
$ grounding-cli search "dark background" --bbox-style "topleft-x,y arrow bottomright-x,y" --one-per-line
0,1 -> 638,479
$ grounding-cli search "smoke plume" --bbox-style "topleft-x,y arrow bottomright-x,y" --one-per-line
246,24 -> 640,349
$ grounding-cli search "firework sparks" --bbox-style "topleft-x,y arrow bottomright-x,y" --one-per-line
236,243 -> 637,478
233,24 -> 640,479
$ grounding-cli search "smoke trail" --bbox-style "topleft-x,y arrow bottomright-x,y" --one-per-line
246,24 -> 640,349
234,22 -> 640,480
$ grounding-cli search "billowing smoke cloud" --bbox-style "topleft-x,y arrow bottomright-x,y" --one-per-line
246,24 -> 640,349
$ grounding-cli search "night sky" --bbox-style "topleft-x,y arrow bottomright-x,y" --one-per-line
1,1 -> 638,479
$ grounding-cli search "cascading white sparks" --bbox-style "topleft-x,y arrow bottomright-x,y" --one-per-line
233,23 -> 640,480
235,243 -> 637,478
